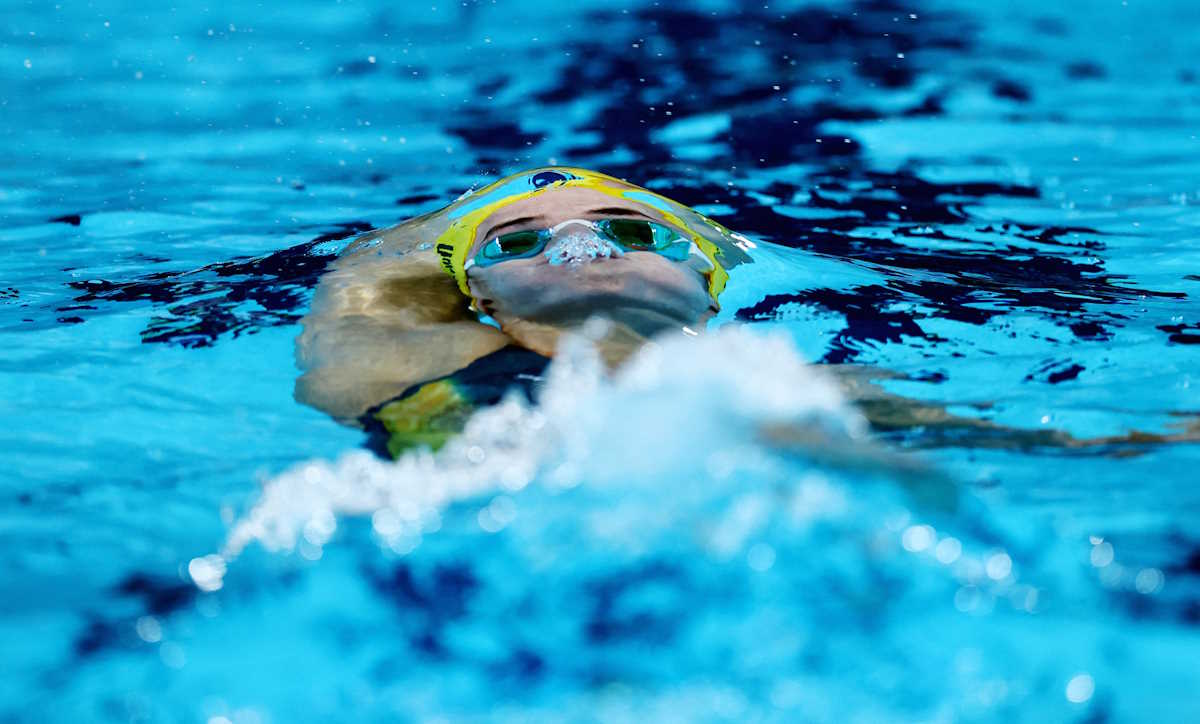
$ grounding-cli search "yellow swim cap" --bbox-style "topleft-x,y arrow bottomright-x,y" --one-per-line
432,167 -> 734,303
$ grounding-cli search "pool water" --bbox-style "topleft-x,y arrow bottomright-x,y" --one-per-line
3,0 -> 1199,721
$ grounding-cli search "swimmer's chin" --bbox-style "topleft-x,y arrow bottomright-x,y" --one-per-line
493,296 -> 713,338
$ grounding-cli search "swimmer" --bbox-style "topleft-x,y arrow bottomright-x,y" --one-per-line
296,167 -> 1200,459
295,167 -> 750,455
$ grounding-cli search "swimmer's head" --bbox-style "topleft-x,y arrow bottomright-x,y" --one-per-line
432,167 -> 750,337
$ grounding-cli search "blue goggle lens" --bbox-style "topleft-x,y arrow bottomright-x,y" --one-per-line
477,229 -> 548,265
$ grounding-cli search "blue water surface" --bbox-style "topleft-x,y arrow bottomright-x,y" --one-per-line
2,0 -> 1199,721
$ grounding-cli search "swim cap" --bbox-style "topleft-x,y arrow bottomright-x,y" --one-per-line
432,167 -> 735,303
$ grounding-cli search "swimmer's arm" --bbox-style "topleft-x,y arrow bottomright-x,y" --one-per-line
294,250 -> 510,422
828,364 -> 1200,452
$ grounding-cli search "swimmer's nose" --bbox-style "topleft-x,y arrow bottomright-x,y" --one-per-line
543,224 -> 624,267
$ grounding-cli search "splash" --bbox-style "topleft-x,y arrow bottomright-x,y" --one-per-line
178,325 -> 1198,722
208,324 -> 866,580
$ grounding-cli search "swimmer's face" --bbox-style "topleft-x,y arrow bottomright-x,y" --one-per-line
463,187 -> 717,336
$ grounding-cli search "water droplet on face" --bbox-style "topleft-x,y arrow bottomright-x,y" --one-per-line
544,231 -> 623,266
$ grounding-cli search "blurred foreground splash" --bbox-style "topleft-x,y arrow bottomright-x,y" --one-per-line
61,328 -> 1199,723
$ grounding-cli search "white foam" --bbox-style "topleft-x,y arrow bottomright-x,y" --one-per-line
198,325 -> 865,589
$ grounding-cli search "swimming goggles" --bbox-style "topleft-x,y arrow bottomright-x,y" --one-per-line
464,218 -> 695,271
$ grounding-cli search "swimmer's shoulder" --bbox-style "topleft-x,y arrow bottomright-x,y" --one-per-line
340,207 -> 447,259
